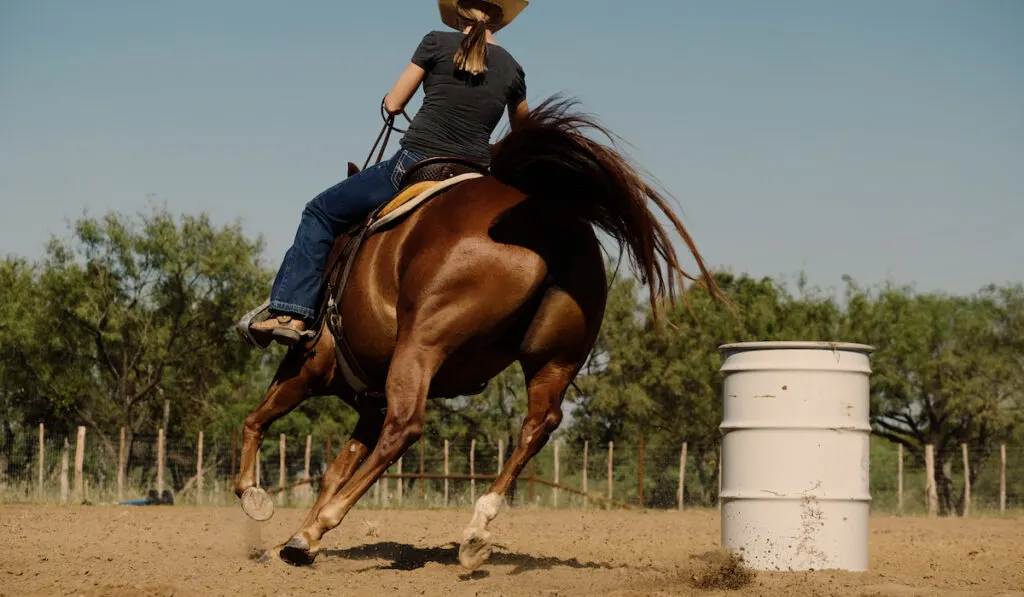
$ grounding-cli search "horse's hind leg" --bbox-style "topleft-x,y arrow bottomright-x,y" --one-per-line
286,401 -> 386,547
235,341 -> 334,520
458,358 -> 574,569
458,284 -> 598,570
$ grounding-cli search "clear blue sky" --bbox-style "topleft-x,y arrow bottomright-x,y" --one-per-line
2,0 -> 1021,296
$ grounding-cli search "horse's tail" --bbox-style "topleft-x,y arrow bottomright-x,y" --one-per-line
489,95 -> 731,321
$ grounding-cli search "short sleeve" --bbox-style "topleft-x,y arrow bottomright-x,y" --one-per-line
411,32 -> 440,70
507,64 -> 526,107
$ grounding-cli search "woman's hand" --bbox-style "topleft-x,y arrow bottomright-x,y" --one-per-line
385,63 -> 426,115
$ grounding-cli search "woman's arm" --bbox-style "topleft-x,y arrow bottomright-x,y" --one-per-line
508,98 -> 530,131
384,63 -> 426,115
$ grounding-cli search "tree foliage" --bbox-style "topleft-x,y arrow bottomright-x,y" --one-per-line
2,207 -> 272,460
1,209 -> 1020,514
843,279 -> 1023,514
569,270 -> 846,505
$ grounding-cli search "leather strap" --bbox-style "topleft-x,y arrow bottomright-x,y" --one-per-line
325,227 -> 377,393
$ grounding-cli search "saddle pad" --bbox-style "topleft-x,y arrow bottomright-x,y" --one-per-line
378,181 -> 437,218
369,172 -> 483,233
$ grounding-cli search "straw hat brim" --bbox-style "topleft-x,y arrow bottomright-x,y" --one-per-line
438,0 -> 528,32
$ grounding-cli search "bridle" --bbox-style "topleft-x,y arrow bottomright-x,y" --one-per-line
362,97 -> 413,170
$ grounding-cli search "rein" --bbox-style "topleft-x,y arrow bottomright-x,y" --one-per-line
362,97 -> 413,170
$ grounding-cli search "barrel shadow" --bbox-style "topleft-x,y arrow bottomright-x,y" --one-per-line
321,541 -> 619,576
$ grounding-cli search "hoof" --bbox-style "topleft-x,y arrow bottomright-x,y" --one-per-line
240,487 -> 274,521
458,528 -> 493,570
279,535 -> 320,567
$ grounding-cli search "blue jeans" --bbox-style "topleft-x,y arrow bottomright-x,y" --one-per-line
269,148 -> 426,320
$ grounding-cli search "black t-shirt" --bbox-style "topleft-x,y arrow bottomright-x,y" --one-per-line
399,30 -> 526,166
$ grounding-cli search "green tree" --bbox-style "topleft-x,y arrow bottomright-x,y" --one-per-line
427,365 -> 528,450
568,270 -> 844,506
0,257 -> 54,480
843,280 -> 1024,515
7,206 -> 272,464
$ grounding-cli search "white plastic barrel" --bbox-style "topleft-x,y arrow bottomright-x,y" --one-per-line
718,341 -> 873,572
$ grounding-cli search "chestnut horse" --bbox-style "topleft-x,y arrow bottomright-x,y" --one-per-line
233,97 -> 727,569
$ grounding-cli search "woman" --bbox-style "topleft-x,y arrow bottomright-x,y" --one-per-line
251,0 -> 531,346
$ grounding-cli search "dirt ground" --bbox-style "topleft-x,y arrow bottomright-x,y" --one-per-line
1,505 -> 1021,597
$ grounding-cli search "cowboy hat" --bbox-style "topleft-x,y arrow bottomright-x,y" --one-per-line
438,0 -> 529,32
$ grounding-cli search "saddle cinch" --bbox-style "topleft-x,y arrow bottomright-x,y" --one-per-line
235,156 -> 488,392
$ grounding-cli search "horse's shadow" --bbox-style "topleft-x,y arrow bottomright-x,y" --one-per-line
321,541 -> 618,577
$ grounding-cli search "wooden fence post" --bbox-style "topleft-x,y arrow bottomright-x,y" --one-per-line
304,434 -> 312,483
279,434 -> 287,502
607,441 -> 614,505
637,436 -> 645,508
60,437 -> 70,504
256,448 -> 261,488
529,459 -> 536,505
498,439 -> 505,470
678,442 -> 688,510
162,398 -> 170,437
553,440 -> 560,508
157,428 -> 165,496
419,439 -> 425,504
373,440 -> 382,505
897,444 -> 904,514
117,427 -> 126,503
961,443 -> 970,518
469,440 -> 476,503
1000,444 -> 1007,515
443,440 -> 450,507
74,426 -> 86,502
582,441 -> 589,509
397,457 -> 404,505
924,444 -> 937,517
37,423 -> 45,499
196,431 -> 204,505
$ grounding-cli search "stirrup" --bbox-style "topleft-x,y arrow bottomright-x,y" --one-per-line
236,299 -> 272,348
235,299 -> 315,349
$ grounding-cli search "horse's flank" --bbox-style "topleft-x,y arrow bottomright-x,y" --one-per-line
338,173 -> 603,398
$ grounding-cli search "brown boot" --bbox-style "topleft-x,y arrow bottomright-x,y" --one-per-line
249,314 -> 308,346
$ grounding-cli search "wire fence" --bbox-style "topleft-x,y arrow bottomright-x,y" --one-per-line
0,424 -> 1020,515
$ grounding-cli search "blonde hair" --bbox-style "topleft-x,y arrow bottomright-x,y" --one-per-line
453,0 -> 502,75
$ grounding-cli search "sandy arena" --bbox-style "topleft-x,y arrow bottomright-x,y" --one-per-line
1,505 -> 1021,596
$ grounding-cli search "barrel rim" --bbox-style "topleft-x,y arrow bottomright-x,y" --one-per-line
720,491 -> 872,501
718,341 -> 874,353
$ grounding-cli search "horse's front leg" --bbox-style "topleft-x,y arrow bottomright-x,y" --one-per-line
259,402 -> 386,563
293,401 -> 386,533
277,342 -> 437,566
235,342 -> 334,520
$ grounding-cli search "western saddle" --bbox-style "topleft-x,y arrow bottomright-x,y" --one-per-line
235,156 -> 489,395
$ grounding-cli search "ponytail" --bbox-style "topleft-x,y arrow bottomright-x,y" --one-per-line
453,1 -> 501,75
